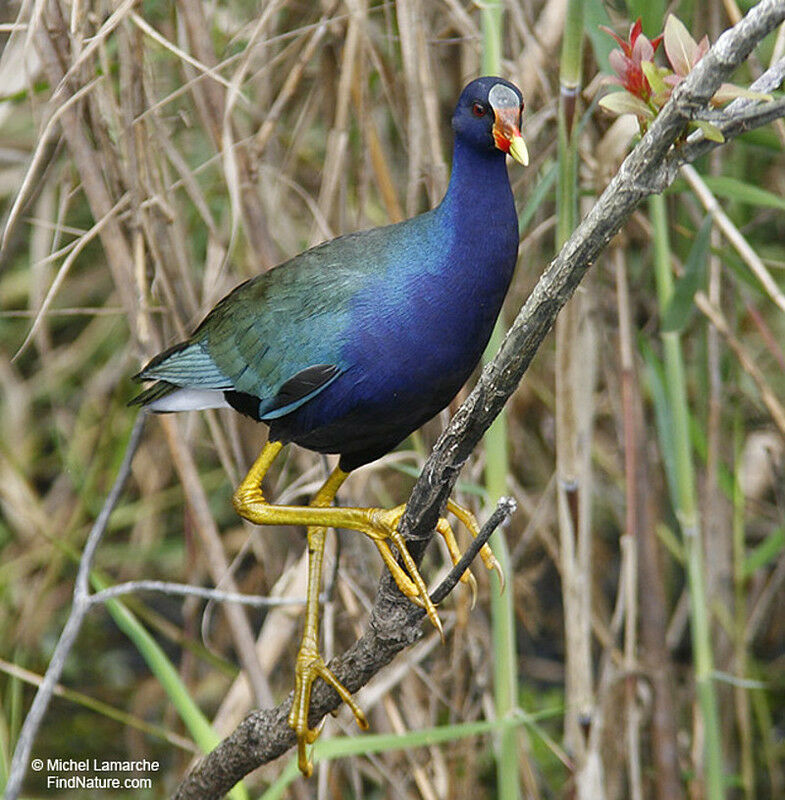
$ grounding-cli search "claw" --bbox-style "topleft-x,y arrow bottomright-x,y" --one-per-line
485,548 -> 505,592
297,742 -> 313,778
366,506 -> 446,640
465,570 -> 478,609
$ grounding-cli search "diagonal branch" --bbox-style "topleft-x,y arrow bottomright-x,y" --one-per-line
172,2 -> 785,796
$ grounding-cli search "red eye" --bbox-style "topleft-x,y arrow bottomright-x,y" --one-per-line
472,102 -> 487,117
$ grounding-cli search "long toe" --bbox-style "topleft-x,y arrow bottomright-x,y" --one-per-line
446,498 -> 506,590
436,517 -> 478,606
297,739 -> 314,778
289,652 -> 369,776
360,505 -> 446,639
481,544 -> 505,591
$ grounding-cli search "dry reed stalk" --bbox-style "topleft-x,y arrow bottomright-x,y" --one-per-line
613,244 -> 684,800
175,0 -> 275,268
159,415 -> 271,706
554,282 -> 603,797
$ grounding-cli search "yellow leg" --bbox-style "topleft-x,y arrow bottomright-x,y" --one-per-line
233,441 -> 503,776
232,442 -> 444,634
287,467 -> 368,776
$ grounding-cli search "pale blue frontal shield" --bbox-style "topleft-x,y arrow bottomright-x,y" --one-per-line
489,83 -> 520,111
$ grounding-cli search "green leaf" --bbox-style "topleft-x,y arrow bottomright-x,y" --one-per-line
661,215 -> 713,332
628,0 -> 666,42
641,60 -> 670,97
701,175 -> 785,212
713,82 -> 773,104
743,528 -> 785,578
692,119 -> 725,142
599,91 -> 654,118
584,0 -> 614,70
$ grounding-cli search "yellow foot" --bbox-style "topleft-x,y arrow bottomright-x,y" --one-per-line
365,504 -> 445,640
431,500 -> 505,605
367,500 -> 504,625
288,644 -> 368,777
445,499 -> 505,591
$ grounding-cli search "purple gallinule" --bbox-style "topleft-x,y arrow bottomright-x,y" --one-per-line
132,75 -> 527,774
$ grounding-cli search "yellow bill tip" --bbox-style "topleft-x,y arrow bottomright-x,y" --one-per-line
508,133 -> 529,166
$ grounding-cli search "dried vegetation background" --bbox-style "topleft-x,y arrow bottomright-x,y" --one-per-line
0,0 -> 784,798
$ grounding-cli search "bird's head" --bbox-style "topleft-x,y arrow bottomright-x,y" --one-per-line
452,76 -> 528,166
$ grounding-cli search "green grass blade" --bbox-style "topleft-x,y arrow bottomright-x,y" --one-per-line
519,160 -> 557,233
701,176 -> 785,212
481,4 -> 522,799
743,528 -> 785,578
260,709 -> 562,800
90,575 -> 249,800
661,215 -> 713,332
650,194 -> 724,800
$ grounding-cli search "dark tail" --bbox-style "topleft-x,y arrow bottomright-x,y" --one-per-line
128,380 -> 179,408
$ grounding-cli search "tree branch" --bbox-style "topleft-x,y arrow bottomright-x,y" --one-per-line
4,414 -> 147,800
172,2 -> 785,797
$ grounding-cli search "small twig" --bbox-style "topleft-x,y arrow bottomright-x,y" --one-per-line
89,580 -> 307,608
4,412 -> 147,800
714,56 -> 785,112
430,497 -> 516,605
674,59 -> 785,166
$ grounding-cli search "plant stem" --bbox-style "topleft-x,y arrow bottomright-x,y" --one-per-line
649,194 -> 724,800
556,5 -> 605,799
732,415 -> 755,800
481,3 -> 521,798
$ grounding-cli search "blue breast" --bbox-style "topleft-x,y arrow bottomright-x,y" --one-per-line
270,140 -> 519,469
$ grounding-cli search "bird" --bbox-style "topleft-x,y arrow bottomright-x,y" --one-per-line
131,75 -> 527,776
